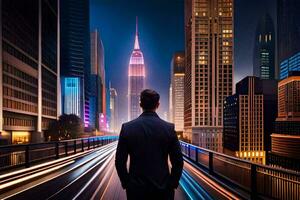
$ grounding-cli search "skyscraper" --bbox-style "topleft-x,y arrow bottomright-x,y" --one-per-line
278,0 -> 300,78
184,0 -> 234,152
0,0 -> 59,144
277,0 -> 300,63
128,18 -> 145,121
223,77 -> 277,164
170,52 -> 185,132
253,14 -> 275,80
110,87 -> 118,133
90,30 -> 106,131
269,71 -> 300,171
60,0 -> 91,127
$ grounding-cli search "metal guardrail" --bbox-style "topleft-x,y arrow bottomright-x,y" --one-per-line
0,136 -> 118,171
180,141 -> 300,200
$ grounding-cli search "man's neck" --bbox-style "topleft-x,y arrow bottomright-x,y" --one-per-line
142,110 -> 156,113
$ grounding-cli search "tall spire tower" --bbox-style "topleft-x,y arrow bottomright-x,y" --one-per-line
134,16 -> 140,49
128,17 -> 145,120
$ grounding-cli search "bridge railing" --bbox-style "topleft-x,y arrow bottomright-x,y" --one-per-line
180,141 -> 300,200
0,136 -> 118,171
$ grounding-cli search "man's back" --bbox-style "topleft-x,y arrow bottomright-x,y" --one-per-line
115,111 -> 183,200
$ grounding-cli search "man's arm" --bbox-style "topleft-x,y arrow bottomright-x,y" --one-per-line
168,125 -> 184,188
115,125 -> 129,189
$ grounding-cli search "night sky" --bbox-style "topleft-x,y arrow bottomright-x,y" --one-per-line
90,0 -> 276,122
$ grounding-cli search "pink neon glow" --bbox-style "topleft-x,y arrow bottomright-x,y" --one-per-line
128,65 -> 145,77
128,17 -> 145,77
99,113 -> 108,131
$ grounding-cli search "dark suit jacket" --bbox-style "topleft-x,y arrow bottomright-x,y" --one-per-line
115,111 -> 183,197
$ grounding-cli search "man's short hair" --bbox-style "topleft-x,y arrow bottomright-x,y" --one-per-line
140,89 -> 160,110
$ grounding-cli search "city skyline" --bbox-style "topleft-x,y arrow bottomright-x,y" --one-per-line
0,0 -> 299,198
91,0 -> 276,122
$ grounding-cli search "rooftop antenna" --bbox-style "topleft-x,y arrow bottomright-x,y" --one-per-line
134,16 -> 140,49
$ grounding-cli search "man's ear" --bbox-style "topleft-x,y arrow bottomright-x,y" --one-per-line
157,102 -> 160,109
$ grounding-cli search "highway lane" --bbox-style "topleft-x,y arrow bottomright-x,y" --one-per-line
0,141 -> 240,200
0,142 -> 117,200
97,158 -> 189,200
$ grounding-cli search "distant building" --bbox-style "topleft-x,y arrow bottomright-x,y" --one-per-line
279,52 -> 300,80
169,85 -> 173,123
278,0 -> 300,79
269,72 -> 300,171
90,30 -> 106,131
170,52 -> 185,132
60,0 -> 90,127
109,87 -> 118,133
128,18 -> 145,120
184,0 -> 234,152
253,14 -> 275,80
277,0 -> 300,64
223,77 -> 277,164
0,0 -> 59,144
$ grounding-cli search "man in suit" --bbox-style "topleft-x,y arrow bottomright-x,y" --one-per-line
115,89 -> 184,200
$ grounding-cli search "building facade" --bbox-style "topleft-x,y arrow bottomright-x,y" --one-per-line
0,0 -> 59,144
269,72 -> 300,171
60,0 -> 90,127
170,52 -> 185,132
253,14 -> 275,80
128,18 -> 145,121
280,52 -> 300,80
90,30 -> 106,131
184,0 -> 234,152
223,77 -> 277,164
169,85 -> 173,123
278,0 -> 300,79
109,87 -> 118,133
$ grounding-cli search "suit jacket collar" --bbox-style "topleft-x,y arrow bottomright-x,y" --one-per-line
140,111 -> 159,118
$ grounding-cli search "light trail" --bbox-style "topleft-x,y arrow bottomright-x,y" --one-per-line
0,161 -> 74,190
180,170 -> 213,200
1,143 -> 117,199
184,160 -> 240,200
73,152 -> 115,200
46,144 -> 116,199
98,164 -> 115,200
0,149 -> 93,180
0,142 -> 242,200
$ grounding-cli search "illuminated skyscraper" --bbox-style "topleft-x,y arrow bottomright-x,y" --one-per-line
0,0 -> 59,144
128,18 -> 145,120
184,0 -> 234,152
110,87 -> 118,133
253,14 -> 275,80
171,52 -> 185,132
90,30 -> 106,131
60,0 -> 90,127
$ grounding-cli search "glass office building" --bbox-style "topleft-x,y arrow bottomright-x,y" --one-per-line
280,52 -> 300,79
60,0 -> 90,126
0,0 -> 59,144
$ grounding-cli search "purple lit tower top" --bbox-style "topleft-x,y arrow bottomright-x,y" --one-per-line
128,17 -> 146,120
